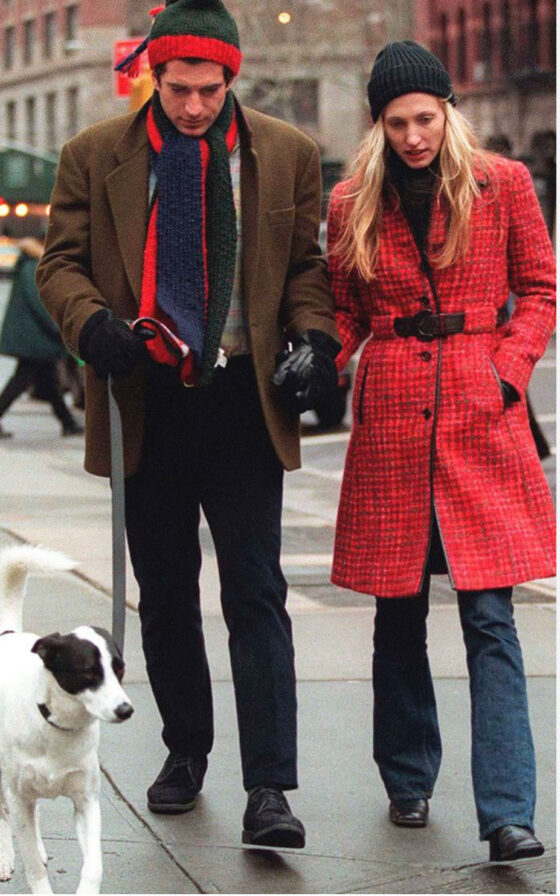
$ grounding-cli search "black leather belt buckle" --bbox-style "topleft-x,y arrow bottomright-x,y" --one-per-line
394,310 -> 438,342
394,310 -> 467,341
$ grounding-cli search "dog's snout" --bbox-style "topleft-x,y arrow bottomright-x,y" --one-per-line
114,702 -> 134,721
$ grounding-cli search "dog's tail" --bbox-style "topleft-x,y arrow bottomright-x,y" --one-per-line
0,545 -> 76,632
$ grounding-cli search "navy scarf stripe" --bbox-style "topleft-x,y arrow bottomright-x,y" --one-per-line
154,133 -> 206,363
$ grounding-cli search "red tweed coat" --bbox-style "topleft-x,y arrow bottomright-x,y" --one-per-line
328,157 -> 556,597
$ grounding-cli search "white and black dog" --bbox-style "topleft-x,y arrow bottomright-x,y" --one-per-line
0,545 -> 133,894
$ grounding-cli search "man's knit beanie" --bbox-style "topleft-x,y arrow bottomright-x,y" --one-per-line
115,0 -> 242,78
149,0 -> 241,74
367,40 -> 455,122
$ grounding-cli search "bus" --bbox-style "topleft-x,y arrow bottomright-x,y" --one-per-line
0,142 -> 58,274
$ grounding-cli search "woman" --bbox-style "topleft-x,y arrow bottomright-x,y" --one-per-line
0,237 -> 83,438
327,41 -> 555,860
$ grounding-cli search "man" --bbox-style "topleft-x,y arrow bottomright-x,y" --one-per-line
37,0 -> 339,848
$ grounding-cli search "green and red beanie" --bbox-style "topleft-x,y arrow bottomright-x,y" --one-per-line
148,0 -> 241,75
115,0 -> 242,78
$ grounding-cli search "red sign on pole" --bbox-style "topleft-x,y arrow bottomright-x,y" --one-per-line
113,39 -> 150,98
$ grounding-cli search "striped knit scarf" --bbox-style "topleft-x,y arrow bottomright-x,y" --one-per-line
139,90 -> 238,385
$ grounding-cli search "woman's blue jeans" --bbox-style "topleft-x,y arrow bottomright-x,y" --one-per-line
372,580 -> 537,839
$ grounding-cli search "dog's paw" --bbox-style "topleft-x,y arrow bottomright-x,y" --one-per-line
0,819 -> 15,881
0,849 -> 15,881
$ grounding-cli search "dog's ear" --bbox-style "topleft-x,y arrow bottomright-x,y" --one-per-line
92,626 -> 123,659
112,656 -> 125,682
32,633 -> 64,668
91,626 -> 126,682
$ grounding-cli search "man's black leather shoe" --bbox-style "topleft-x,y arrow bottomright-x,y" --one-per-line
242,787 -> 305,848
489,825 -> 544,861
389,798 -> 429,827
147,753 -> 207,814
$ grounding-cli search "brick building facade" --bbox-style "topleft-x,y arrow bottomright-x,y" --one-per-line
0,0 -> 128,150
414,0 -> 555,231
1,2 -> 553,225
0,0 -> 412,167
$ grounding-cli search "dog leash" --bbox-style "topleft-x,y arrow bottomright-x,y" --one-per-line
108,374 -> 126,654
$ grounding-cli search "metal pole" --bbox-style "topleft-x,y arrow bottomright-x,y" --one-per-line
108,374 -> 126,653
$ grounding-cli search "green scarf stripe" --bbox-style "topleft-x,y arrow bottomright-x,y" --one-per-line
199,91 -> 237,384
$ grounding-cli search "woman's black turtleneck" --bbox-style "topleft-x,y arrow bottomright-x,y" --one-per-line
387,148 -> 440,256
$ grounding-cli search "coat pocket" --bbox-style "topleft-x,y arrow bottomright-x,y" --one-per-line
267,206 -> 296,228
488,357 -> 505,413
357,360 -> 370,424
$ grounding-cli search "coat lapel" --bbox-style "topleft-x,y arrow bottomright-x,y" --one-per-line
105,109 -> 150,304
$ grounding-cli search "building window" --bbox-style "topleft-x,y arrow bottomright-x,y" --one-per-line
24,19 -> 36,65
66,86 -> 79,138
527,0 -> 538,67
480,2 -> 493,77
6,100 -> 16,141
46,92 -> 57,151
44,11 -> 57,59
500,0 -> 512,74
4,26 -> 15,70
66,5 -> 78,41
439,12 -> 449,70
241,79 -> 318,127
457,8 -> 467,82
25,96 -> 36,146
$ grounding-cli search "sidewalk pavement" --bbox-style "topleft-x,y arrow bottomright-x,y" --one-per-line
0,393 -> 555,895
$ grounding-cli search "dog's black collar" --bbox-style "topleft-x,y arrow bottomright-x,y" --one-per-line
37,702 -> 77,732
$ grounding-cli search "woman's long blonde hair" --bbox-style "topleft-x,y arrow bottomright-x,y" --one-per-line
333,100 -> 495,280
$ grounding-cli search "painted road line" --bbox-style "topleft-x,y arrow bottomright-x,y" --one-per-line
535,358 -> 556,369
300,465 -> 343,482
282,554 -> 333,566
301,430 -> 350,446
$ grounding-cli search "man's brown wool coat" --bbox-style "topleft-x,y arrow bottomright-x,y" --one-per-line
37,101 -> 338,477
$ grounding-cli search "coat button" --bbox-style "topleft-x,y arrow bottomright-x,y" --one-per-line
419,295 -> 430,307
423,408 -> 432,419
420,351 -> 432,361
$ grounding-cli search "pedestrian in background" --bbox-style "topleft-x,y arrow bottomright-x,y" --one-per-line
0,236 -> 83,438
327,41 -> 555,861
37,0 -> 339,848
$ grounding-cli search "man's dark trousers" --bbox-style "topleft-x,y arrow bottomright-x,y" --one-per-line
124,356 -> 298,791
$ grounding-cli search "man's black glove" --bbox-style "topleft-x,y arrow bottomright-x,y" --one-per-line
78,309 -> 154,380
271,329 -> 340,414
499,378 -> 521,409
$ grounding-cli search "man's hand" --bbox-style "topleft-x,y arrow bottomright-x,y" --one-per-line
272,330 -> 340,414
78,309 -> 154,380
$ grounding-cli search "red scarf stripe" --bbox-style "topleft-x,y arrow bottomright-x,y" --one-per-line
146,106 -> 162,153
140,201 -> 183,367
148,35 -> 242,75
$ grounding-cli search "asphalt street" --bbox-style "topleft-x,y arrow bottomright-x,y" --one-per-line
0,278 -> 555,894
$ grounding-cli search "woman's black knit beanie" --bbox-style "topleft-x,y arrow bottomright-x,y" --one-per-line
367,40 -> 455,122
